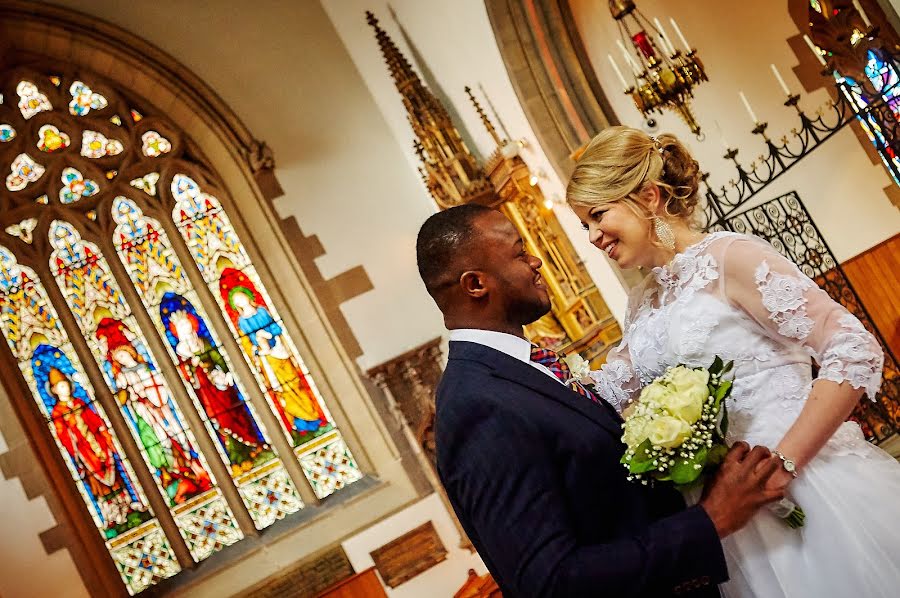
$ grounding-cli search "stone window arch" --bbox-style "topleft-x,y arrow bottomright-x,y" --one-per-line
0,5 -> 404,596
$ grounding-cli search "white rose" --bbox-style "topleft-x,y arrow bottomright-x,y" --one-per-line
665,367 -> 709,423
639,381 -> 674,407
622,414 -> 652,449
563,352 -> 592,384
646,415 -> 692,449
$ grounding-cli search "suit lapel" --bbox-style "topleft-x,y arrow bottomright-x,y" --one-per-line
449,341 -> 624,440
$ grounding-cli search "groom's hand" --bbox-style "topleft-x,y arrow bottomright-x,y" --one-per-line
699,442 -> 785,538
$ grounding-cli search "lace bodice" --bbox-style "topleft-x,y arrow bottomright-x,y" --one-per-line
591,232 -> 884,456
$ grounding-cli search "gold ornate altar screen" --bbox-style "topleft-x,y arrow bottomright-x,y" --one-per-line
368,12 -> 621,363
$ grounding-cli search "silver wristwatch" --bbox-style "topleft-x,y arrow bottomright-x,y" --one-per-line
773,450 -> 798,478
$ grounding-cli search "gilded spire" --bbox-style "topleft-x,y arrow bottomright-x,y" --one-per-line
367,11 -> 494,208
465,86 -> 502,146
366,11 -> 422,101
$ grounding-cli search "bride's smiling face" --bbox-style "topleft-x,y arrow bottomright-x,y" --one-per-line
571,199 -> 654,270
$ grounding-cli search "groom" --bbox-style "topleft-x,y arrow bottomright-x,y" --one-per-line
417,205 -> 785,598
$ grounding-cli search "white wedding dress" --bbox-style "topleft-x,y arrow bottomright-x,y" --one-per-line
591,231 -> 900,597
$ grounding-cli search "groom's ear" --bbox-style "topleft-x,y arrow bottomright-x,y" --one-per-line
459,270 -> 489,299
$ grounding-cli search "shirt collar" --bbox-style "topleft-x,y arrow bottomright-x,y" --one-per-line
448,329 -> 532,364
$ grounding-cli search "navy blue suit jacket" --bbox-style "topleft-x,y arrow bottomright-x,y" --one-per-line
435,341 -> 728,597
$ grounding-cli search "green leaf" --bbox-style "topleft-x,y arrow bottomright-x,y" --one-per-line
714,380 -> 733,403
718,406 -> 729,436
674,475 -> 706,493
626,439 -> 657,474
721,360 -> 734,375
629,459 -> 658,474
668,446 -> 709,484
709,356 -> 724,376
706,443 -> 728,465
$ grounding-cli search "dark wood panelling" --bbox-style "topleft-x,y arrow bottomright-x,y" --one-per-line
842,234 -> 900,357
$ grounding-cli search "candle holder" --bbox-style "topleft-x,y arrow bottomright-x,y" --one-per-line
610,1 -> 709,138
698,76 -> 896,230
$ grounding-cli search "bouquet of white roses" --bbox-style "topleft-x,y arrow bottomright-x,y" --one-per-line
620,357 -> 805,529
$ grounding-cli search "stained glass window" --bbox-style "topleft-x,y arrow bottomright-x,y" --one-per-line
0,70 -> 365,594
171,174 -> 362,498
50,219 -> 243,560
5,217 -> 37,243
16,80 -> 52,119
112,197 -> 303,527
36,124 -> 70,152
82,130 -> 124,158
836,50 -> 900,185
6,153 -> 44,191
0,246 -> 179,594
0,123 -> 15,142
69,80 -> 108,116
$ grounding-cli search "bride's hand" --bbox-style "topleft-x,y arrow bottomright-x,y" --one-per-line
761,464 -> 795,491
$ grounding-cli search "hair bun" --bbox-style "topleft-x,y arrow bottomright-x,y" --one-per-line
566,126 -> 701,227
656,133 -> 700,218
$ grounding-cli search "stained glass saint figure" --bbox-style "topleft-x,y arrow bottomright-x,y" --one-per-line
220,268 -> 328,443
96,317 -> 212,505
159,292 -> 273,472
33,343 -> 151,537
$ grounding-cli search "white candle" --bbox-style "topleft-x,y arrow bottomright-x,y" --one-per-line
803,34 -> 827,66
852,0 -> 873,27
608,54 -> 629,88
770,64 -> 791,96
656,33 -> 672,56
739,91 -> 759,124
653,18 -> 674,55
617,39 -> 641,74
670,18 -> 691,52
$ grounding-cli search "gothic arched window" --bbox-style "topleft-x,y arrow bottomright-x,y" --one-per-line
0,69 -> 361,595
836,49 -> 900,185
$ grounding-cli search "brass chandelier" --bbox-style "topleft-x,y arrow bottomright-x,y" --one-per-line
607,0 -> 709,138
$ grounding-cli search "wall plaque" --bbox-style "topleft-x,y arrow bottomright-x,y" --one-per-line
369,521 -> 448,588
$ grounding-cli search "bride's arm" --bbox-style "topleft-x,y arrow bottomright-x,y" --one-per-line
721,238 -> 883,485
588,284 -> 648,413
589,343 -> 641,413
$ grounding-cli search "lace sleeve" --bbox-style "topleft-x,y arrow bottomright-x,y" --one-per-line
589,286 -> 645,413
589,345 -> 640,413
721,237 -> 884,400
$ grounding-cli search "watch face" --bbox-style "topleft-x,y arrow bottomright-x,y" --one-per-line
784,460 -> 796,472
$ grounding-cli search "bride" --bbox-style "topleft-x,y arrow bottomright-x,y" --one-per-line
567,126 -> 900,597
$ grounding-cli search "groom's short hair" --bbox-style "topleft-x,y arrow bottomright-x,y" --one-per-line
416,204 -> 495,297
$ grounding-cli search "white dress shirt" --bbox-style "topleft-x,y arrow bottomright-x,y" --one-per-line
448,328 -> 561,383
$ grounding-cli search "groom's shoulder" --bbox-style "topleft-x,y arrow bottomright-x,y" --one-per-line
436,346 -> 542,462
439,342 -> 529,395
436,344 -> 525,418
438,349 -> 501,406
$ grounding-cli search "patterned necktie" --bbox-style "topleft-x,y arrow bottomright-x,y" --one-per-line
529,345 -> 600,404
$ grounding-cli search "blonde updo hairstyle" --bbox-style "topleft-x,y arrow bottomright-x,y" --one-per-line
567,126 -> 702,237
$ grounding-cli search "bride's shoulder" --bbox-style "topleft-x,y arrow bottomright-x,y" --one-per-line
626,273 -> 656,305
702,231 -> 774,260
702,230 -> 758,249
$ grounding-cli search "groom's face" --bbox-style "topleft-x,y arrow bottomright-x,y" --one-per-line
474,211 -> 551,326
